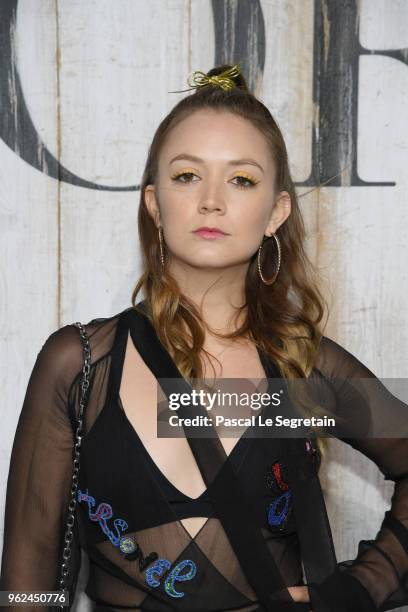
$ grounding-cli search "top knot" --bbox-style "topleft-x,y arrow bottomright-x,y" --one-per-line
168,63 -> 248,94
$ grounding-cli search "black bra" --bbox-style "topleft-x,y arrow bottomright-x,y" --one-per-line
139,431 -> 253,520
107,301 -> 256,521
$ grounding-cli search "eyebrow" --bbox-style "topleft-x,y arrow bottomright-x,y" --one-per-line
169,153 -> 264,174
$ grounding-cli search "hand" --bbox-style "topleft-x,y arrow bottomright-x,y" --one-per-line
287,585 -> 314,610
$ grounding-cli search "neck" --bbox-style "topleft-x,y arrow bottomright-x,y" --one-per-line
166,259 -> 249,336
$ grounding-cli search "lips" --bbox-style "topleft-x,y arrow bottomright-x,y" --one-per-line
193,227 -> 229,239
193,227 -> 228,235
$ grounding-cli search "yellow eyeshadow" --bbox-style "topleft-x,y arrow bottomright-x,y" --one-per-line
231,172 -> 259,183
170,167 -> 196,179
171,169 -> 259,183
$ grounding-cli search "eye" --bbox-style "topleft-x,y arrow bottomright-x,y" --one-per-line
171,171 -> 199,184
232,175 -> 257,190
170,171 -> 258,189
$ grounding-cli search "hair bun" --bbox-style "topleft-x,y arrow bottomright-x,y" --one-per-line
205,63 -> 249,93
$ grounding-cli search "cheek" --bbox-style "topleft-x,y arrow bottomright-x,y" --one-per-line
160,205 -> 194,237
233,204 -> 270,239
159,187 -> 191,220
229,204 -> 272,256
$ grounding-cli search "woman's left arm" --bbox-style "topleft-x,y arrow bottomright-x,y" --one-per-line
307,335 -> 408,612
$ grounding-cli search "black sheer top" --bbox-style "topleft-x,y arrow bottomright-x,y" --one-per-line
1,302 -> 408,612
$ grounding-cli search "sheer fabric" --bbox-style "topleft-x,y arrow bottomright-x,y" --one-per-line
0,303 -> 407,612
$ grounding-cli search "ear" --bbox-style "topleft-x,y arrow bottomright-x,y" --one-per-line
144,184 -> 161,227
265,191 -> 291,236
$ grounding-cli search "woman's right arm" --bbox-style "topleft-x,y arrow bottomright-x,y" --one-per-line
0,324 -> 85,608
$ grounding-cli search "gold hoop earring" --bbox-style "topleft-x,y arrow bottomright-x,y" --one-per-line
158,226 -> 165,267
257,233 -> 281,285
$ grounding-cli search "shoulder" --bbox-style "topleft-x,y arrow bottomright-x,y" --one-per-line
314,334 -> 375,379
46,306 -> 130,347
38,306 -> 131,385
39,324 -> 83,371
316,334 -> 350,364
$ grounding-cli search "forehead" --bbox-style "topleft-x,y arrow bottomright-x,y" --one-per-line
160,109 -> 273,170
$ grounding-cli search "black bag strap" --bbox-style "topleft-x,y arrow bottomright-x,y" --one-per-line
57,321 -> 92,610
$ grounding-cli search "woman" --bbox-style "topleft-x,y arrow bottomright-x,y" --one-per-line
1,64 -> 407,612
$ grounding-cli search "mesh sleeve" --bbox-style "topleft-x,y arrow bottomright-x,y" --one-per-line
308,335 -> 408,612
0,324 -> 86,611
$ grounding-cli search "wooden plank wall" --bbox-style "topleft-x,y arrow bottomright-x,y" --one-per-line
0,1 -> 407,610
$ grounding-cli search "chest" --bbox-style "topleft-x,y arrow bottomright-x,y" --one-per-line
119,332 -> 268,500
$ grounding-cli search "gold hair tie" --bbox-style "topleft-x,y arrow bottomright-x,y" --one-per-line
168,63 -> 242,94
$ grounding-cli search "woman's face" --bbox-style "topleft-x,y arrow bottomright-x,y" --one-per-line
144,109 -> 291,272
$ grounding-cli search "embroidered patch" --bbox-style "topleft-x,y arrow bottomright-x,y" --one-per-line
77,490 -> 127,546
305,437 -> 321,471
264,461 -> 293,531
146,559 -> 171,588
119,536 -> 138,554
77,488 -> 197,597
164,559 -> 197,598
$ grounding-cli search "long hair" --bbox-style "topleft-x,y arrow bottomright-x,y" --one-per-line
131,64 -> 330,457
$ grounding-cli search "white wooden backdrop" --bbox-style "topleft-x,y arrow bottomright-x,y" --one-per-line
0,1 -> 407,610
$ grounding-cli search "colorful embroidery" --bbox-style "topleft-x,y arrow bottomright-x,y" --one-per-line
146,559 -> 171,588
305,437 -> 321,471
271,462 -> 289,491
305,438 -> 317,456
267,490 -> 292,526
119,536 -> 138,554
77,488 -> 197,597
77,490 -> 127,546
164,559 -> 197,598
264,461 -> 293,531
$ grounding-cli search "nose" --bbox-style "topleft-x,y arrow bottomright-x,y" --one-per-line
198,183 -> 226,214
